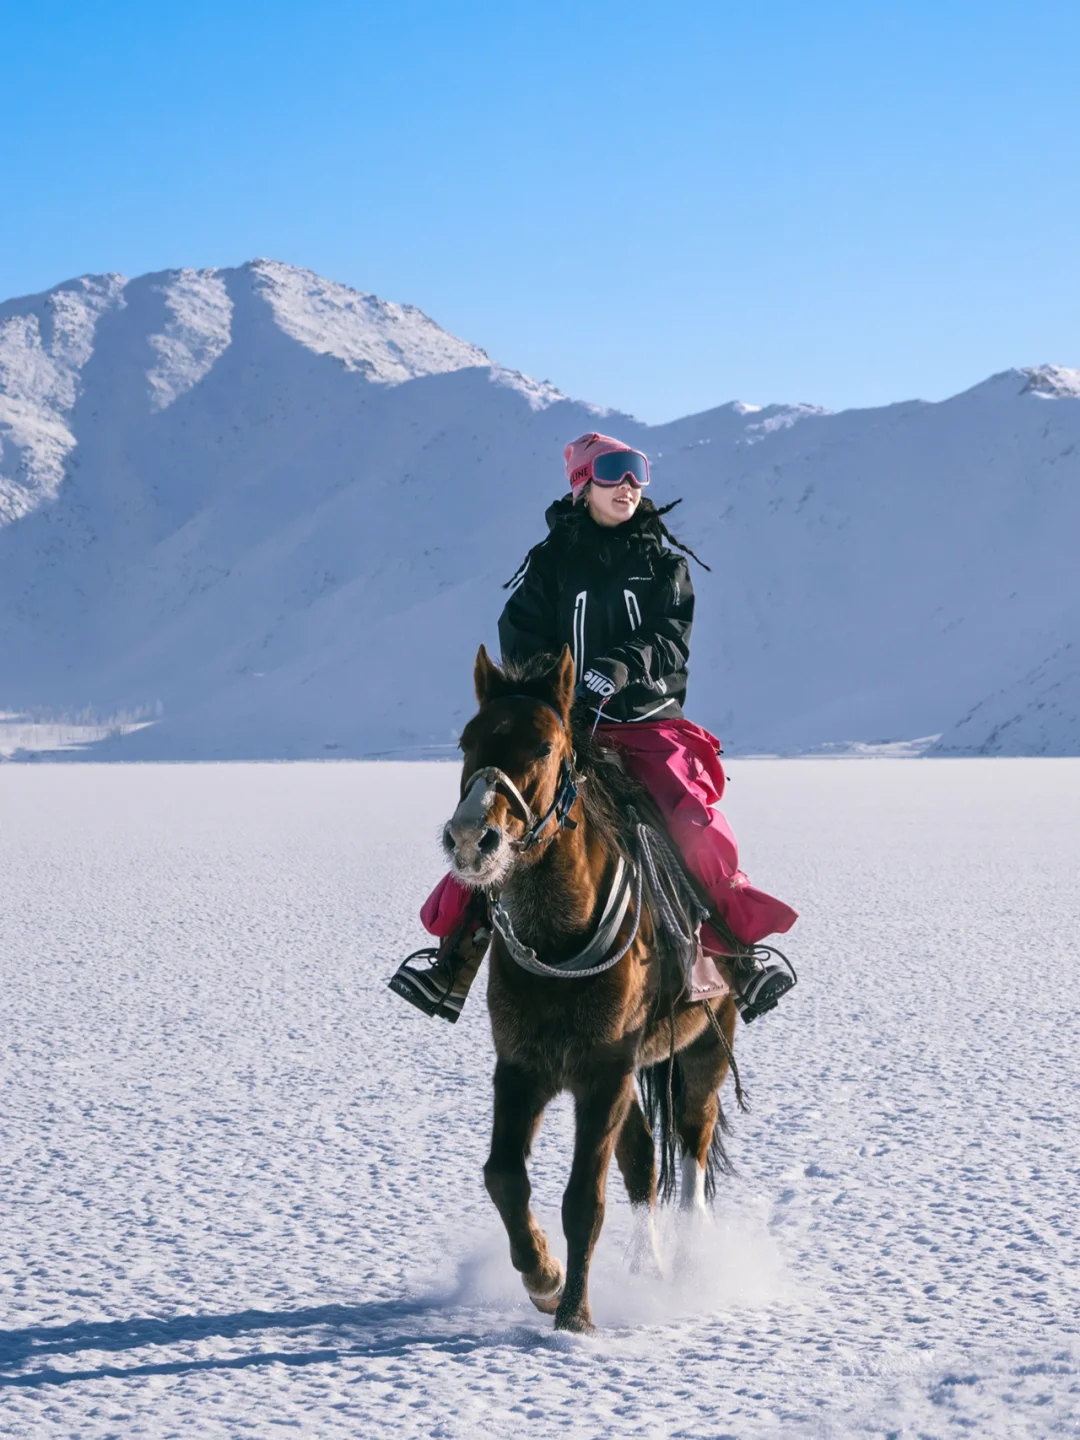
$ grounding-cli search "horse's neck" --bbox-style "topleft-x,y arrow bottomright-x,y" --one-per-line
501,809 -> 612,949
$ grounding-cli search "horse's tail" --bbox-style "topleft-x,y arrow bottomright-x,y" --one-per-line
638,1056 -> 734,1204
705,1099 -> 735,1199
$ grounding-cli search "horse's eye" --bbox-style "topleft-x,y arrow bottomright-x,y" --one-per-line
536,741 -> 553,759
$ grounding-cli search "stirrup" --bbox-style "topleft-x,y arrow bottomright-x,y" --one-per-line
388,947 -> 466,1024
732,946 -> 797,1023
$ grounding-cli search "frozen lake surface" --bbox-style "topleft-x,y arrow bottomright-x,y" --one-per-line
1,760 -> 1077,1437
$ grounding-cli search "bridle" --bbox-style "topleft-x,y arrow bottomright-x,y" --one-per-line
460,695 -> 582,852
461,692 -> 644,980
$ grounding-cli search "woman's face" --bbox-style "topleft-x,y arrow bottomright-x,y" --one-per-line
585,480 -> 642,527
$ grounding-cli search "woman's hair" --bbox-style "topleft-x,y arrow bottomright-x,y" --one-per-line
635,496 -> 711,572
503,493 -> 710,590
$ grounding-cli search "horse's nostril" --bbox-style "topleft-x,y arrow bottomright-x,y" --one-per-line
443,824 -> 457,851
478,826 -> 502,856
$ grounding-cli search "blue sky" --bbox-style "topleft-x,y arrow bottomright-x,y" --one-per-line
4,0 -> 1078,421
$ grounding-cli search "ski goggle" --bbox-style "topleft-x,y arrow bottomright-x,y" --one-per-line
588,449 -> 651,488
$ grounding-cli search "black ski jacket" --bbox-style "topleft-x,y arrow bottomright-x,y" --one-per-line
498,498 -> 694,724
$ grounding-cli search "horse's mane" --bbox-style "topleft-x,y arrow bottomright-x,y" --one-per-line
500,656 -> 647,855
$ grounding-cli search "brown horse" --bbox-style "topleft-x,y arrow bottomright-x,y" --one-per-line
444,643 -> 738,1332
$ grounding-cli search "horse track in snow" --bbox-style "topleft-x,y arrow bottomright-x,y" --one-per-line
1,759 -> 1077,1437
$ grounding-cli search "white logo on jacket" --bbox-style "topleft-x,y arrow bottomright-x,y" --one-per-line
581,669 -> 617,699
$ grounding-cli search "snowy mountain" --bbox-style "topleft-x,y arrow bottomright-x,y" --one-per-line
1,260 -> 1078,758
932,642 -> 1080,755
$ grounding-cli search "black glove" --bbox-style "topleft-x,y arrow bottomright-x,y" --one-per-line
573,659 -> 629,707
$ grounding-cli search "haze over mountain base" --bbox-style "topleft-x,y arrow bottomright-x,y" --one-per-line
2,261 -> 1078,758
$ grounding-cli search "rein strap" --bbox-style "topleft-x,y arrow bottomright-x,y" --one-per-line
492,855 -> 639,979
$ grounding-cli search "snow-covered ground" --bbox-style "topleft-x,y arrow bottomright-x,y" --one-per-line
1,760 -> 1077,1437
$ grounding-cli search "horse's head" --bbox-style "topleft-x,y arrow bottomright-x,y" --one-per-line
444,644 -> 577,889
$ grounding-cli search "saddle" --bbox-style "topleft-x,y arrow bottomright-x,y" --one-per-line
590,746 -> 736,1004
485,740 -> 748,1003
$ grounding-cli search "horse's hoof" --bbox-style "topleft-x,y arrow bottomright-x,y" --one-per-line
625,1205 -> 664,1278
554,1306 -> 595,1334
525,1260 -> 565,1315
627,1251 -> 664,1280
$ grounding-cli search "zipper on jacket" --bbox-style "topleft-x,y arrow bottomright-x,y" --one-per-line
623,589 -> 642,630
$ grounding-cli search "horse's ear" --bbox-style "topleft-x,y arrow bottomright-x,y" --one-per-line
474,644 -> 505,705
548,644 -> 575,719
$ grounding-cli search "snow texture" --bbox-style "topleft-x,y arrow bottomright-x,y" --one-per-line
0,262 -> 1078,757
146,269 -> 233,413
0,273 -> 126,520
1,760 -> 1077,1437
0,713 -> 152,759
933,642 -> 1080,756
252,258 -> 492,383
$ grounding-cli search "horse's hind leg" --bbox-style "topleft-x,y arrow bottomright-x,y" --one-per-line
616,1093 -> 662,1275
557,1067 -> 635,1333
676,999 -> 737,1213
483,1061 -> 563,1310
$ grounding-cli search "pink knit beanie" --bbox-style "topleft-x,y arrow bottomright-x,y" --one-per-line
563,432 -> 642,501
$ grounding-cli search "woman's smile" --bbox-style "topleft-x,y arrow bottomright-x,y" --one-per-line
586,481 -> 642,526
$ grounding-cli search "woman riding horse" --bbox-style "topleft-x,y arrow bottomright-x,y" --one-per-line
391,431 -> 797,1021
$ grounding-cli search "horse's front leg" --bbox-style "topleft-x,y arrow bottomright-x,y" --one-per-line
483,1060 -> 564,1311
556,1066 -> 635,1332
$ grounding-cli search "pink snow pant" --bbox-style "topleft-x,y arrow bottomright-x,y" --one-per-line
421,717 -> 798,949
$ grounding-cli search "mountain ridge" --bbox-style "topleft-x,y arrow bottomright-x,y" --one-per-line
1,261 -> 1078,758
